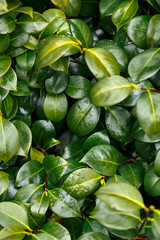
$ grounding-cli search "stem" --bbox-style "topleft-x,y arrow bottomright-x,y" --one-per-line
70,60 -> 87,66
135,237 -> 150,240
120,154 -> 139,165
35,146 -> 47,156
140,87 -> 160,93
137,209 -> 150,234
44,174 -> 48,192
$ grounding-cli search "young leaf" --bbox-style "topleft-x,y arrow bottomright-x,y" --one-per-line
48,188 -> 81,217
112,0 -> 138,31
95,182 -> 145,211
63,168 -> 102,198
144,166 -> 160,196
90,76 -> 132,106
80,144 -> 120,176
30,193 -> 49,217
85,47 -> 120,80
0,171 -> 9,195
51,0 -> 70,11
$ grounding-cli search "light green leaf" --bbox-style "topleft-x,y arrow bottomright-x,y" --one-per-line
51,0 -> 70,10
30,147 -> 44,164
147,14 -> 160,47
0,171 -> 8,195
0,16 -> 15,34
112,0 -> 138,31
80,145 -> 120,176
0,225 -> 26,240
30,193 -> 49,217
16,50 -> 36,72
13,6 -> 33,18
0,0 -> 7,15
0,116 -> 19,163
95,182 -> 145,211
0,34 -> 10,53
90,76 -> 132,106
78,232 -> 107,240
154,150 -> 160,176
85,47 -> 120,80
152,210 -> 160,240
0,67 -> 17,91
0,54 -> 11,77
50,56 -> 69,73
63,168 -> 102,198
48,188 -> 81,217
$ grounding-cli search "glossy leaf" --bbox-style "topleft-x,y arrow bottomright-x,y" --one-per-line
15,160 -> 45,187
154,150 -> 160,176
90,76 -> 132,106
85,47 -> 120,80
16,50 -> 36,72
35,35 -> 80,69
0,67 -> 17,91
10,32 -> 29,48
0,16 -> 15,34
144,166 -> 160,196
13,120 -> 32,157
0,54 -> 11,77
50,56 -> 69,73
128,48 -> 160,83
99,0 -> 124,18
95,182 -> 145,211
30,147 -> 44,164
0,0 -> 7,15
152,210 -> 160,240
0,34 -> 10,53
65,0 -> 81,17
147,14 -> 160,47
51,0 -> 69,10
68,19 -> 93,48
30,193 -> 49,217
83,218 -> 110,236
43,155 -> 69,184
0,225 -> 26,240
78,232 -> 107,240
0,201 -> 29,229
62,218 -> 83,239
0,171 -> 8,195
91,201 -> 141,230
13,6 -> 33,18
136,91 -> 160,135
48,188 -> 81,217
80,144 -> 120,176
63,168 -> 102,198
44,93 -> 68,122
0,116 -> 19,163
67,97 -> 100,136
112,0 -> 138,31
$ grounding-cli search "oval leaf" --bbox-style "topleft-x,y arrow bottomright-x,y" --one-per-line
0,171 -> 8,195
30,193 -> 49,217
0,54 -> 11,77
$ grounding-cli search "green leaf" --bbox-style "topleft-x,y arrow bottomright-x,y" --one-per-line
0,0 -> 7,15
4,0 -> 21,13
128,48 -> 160,83
10,31 -> 29,48
40,9 -> 66,39
0,201 -> 29,229
78,232 -> 107,240
147,15 -> 160,47
0,225 -> 26,240
125,15 -> 151,49
152,210 -> 160,240
100,0 -> 123,18
90,76 -> 132,106
0,16 -> 15,34
15,160 -> 45,187
68,19 -> 93,48
95,182 -> 145,211
0,54 -> 11,77
33,221 -> 71,240
80,144 -> 120,176
154,150 -> 160,176
107,228 -> 137,239
13,120 -> 32,157
0,67 -> 17,91
1,95 -> 18,120
65,75 -> 92,99
63,168 -> 102,198
146,0 -> 160,11
62,218 -> 83,239
43,155 -> 69,184
136,91 -> 160,135
30,193 -> 49,217
85,47 -> 120,80
0,171 -> 8,195
44,93 -> 68,122
67,97 -> 100,136
83,130 -> 110,154
30,147 -> 44,164
65,0 -> 81,17
50,56 -> 69,73
62,140 -> 84,161
105,106 -> 133,142
13,6 -> 33,18
0,116 -> 19,163
112,0 -> 138,31
24,35 -> 38,50
0,34 -> 10,53
35,35 -> 80,69
48,188 -> 81,217
51,0 -> 70,11
10,80 -> 30,96
14,184 -> 44,203
91,200 -> 141,230
144,166 -> 160,196
83,218 -> 110,237
17,12 -> 48,34
16,50 -> 36,72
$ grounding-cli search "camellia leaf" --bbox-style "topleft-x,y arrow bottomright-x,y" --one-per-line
136,91 -> 160,135
128,48 -> 160,83
152,210 -> 160,240
62,218 -> 83,240
154,150 -> 160,176
30,147 -> 44,164
0,0 -> 7,15
63,168 -> 102,198
95,182 -> 145,211
50,56 -> 69,73
0,116 -> 19,163
99,0 -> 124,19
0,67 -> 17,91
78,232 -> 107,240
0,225 -> 26,240
91,200 -> 141,230
13,7 -> 33,18
0,54 -> 11,77
90,76 -> 132,106
44,93 -> 68,122
15,160 -> 45,187
0,201 -> 29,230
146,0 -> 160,11
144,166 -> 160,196
48,188 -> 81,217
43,155 -> 69,184
67,97 -> 100,136
83,218 -> 110,236
10,31 -> 30,48
0,171 -> 8,195
51,0 -> 70,11
112,0 -> 138,31
85,47 -> 120,80
65,0 -> 81,17
0,16 -> 15,34
0,34 -> 10,53
30,193 -> 49,217
35,35 -> 80,69
80,144 -> 120,176
13,120 -> 32,157
147,14 -> 160,47
16,50 -> 36,72
68,19 -> 93,48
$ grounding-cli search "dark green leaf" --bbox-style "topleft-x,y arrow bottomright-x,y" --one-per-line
0,34 -> 10,53
13,6 -> 33,18
65,0 -> 81,17
144,166 -> 160,196
154,150 -> 160,176
0,54 -> 11,77
62,218 -> 83,240
30,193 -> 49,217
10,32 -> 29,48
16,50 -> 36,72
99,0 -> 124,18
